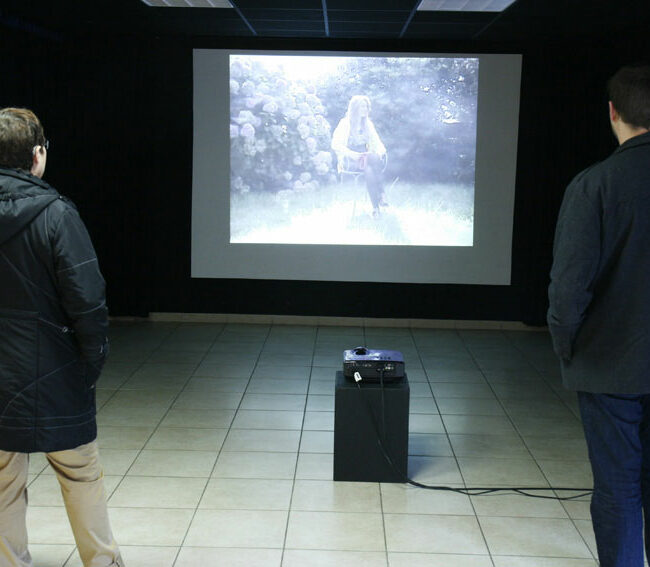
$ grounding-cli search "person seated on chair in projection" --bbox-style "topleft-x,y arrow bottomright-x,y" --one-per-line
331,95 -> 387,216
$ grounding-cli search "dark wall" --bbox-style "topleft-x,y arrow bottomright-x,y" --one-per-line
2,30 -> 646,325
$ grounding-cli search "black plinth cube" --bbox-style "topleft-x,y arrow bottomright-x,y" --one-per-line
333,370 -> 409,483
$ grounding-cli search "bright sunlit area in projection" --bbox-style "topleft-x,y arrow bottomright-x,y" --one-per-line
229,55 -> 478,246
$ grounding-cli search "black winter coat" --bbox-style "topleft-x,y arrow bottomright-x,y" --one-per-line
0,168 -> 108,452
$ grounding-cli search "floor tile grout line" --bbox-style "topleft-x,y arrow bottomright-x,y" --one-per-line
114,322 -> 208,471
63,322 -> 182,566
379,482 -> 390,564
99,321 -> 203,567
428,328 -> 498,565
124,322 -> 227,567
472,331 -> 598,562
169,322 -> 272,566
412,329 -> 473,491
502,331 -> 598,561
503,330 -> 583,420
462,330 -> 582,557
280,324 -> 324,566
366,326 -> 392,566
456,329 -> 554,489
61,546 -> 76,567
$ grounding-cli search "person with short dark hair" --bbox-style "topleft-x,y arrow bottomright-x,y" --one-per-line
548,64 -> 650,567
0,108 -> 123,566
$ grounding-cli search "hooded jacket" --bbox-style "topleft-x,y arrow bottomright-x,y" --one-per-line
0,167 -> 108,452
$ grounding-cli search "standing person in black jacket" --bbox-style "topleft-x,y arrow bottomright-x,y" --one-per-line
0,108 -> 123,566
548,65 -> 650,567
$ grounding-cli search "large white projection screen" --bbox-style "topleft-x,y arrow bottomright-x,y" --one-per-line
192,49 -> 521,284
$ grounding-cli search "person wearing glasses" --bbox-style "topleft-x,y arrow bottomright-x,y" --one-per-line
0,108 -> 123,566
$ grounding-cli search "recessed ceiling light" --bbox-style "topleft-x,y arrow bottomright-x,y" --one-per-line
140,0 -> 232,7
417,0 -> 517,12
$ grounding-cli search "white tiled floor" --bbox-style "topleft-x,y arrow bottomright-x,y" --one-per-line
24,322 -> 604,566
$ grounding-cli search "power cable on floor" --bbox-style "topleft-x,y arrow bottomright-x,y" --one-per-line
352,375 -> 593,502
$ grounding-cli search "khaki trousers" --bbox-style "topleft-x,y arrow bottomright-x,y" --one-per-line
0,441 -> 123,567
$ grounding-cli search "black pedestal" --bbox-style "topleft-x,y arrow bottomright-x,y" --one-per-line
333,370 -> 409,483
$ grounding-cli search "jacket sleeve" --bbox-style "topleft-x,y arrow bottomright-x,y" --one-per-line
547,174 -> 601,361
331,118 -> 353,158
52,203 -> 109,379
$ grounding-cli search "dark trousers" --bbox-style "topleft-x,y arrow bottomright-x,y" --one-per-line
578,392 -> 650,567
362,152 -> 384,209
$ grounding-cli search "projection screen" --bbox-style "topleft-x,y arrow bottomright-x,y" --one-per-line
192,49 -> 521,284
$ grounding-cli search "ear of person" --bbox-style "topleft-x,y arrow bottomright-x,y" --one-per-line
30,145 -> 47,178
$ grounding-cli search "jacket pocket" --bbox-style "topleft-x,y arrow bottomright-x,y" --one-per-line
37,317 -> 100,390
36,315 -> 81,381
37,316 -> 77,353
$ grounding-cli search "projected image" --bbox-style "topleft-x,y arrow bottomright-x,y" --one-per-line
229,55 -> 477,246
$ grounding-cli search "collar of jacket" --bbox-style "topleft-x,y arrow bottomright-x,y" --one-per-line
615,130 -> 650,155
0,167 -> 54,193
0,168 -> 60,247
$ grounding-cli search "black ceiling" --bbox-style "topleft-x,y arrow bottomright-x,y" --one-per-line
1,0 -> 648,45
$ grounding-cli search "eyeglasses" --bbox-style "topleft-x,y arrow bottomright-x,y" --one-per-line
32,140 -> 49,155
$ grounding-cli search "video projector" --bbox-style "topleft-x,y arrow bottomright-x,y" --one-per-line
343,347 -> 405,383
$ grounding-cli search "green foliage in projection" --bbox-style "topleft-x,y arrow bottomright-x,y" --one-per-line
230,56 -> 336,194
